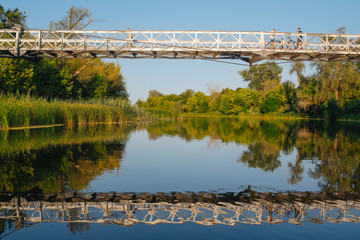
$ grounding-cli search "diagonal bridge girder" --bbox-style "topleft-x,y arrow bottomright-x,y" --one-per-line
1,29 -> 360,63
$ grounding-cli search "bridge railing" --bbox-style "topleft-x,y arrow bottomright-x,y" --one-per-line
1,29 -> 360,59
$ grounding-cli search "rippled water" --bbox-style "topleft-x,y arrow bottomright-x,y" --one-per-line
1,118 -> 360,239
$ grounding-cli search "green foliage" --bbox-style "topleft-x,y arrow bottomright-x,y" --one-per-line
184,92 -> 210,113
238,61 -> 282,92
88,74 -> 107,99
321,98 -> 340,120
282,81 -> 297,111
66,59 -> 128,100
260,85 -> 286,113
295,75 -> 318,114
0,5 -> 26,29
0,6 -> 129,101
344,98 -> 360,115
261,94 -> 280,113
148,89 -> 163,98
291,60 -> 360,118
0,59 -> 34,94
138,55 -> 360,119
217,88 -> 260,115
33,59 -> 73,98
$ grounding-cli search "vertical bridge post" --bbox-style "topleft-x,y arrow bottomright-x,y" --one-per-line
14,29 -> 21,56
38,30 -> 42,51
260,32 -> 264,52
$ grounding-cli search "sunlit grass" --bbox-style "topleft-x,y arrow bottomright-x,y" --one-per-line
0,94 -> 150,129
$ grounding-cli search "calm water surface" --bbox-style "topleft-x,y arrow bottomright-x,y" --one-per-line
1,118 -> 360,239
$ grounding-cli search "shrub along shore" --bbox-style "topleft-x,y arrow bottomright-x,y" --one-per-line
0,95 -> 148,129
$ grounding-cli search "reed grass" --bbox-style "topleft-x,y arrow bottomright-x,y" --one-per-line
0,94 -> 149,129
145,108 -> 178,119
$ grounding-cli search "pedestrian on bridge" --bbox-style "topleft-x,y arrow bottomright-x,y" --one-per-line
297,27 -> 303,49
127,27 -> 133,48
270,29 -> 276,49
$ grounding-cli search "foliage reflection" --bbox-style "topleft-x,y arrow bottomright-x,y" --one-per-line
0,125 -> 133,193
146,118 -> 360,192
1,118 -> 360,194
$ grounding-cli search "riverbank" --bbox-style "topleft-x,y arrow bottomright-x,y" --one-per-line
142,108 -> 360,121
144,108 -> 306,120
0,95 -> 149,130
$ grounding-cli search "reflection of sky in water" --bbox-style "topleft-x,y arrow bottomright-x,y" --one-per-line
88,129 -> 320,193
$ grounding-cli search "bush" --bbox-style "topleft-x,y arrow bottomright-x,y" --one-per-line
344,98 -> 360,115
321,98 -> 339,120
261,95 -> 280,113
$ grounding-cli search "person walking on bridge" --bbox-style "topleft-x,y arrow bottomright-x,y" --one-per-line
297,27 -> 303,49
127,27 -> 133,48
270,29 -> 276,49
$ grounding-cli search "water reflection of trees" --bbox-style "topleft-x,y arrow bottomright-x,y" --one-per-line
146,118 -> 360,192
1,118 -> 360,194
0,125 -> 133,193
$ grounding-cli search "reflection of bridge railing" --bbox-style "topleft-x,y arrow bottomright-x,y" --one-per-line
1,29 -> 360,63
1,191 -> 360,227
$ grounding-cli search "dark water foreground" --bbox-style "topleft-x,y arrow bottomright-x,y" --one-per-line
1,118 -> 360,239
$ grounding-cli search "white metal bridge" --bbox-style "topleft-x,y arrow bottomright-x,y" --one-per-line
1,29 -> 360,63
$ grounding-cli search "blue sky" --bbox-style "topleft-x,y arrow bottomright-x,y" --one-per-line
2,0 -> 360,102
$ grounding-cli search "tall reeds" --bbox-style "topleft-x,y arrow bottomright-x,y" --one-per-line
0,94 -> 148,129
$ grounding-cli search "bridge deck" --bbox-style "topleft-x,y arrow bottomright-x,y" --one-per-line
1,29 -> 360,63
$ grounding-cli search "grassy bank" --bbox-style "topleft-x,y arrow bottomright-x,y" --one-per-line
0,94 -> 149,129
141,108 -> 306,120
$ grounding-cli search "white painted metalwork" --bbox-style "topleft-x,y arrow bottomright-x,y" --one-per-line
1,29 -> 360,63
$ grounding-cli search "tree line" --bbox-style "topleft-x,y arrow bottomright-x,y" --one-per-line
138,41 -> 360,120
0,5 -> 128,100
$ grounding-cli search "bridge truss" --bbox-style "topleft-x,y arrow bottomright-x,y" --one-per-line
1,29 -> 360,63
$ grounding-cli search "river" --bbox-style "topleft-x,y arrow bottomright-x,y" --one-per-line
1,117 -> 360,239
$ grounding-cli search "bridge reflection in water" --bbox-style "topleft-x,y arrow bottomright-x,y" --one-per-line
1,190 -> 360,228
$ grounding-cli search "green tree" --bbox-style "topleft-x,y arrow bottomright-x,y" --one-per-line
295,75 -> 318,114
217,88 -> 260,115
282,81 -> 297,111
238,61 -> 282,93
312,61 -> 360,107
309,28 -> 360,112
179,89 -> 195,104
148,89 -> 163,98
289,62 -> 305,82
260,85 -> 286,113
184,92 -> 210,113
50,6 -> 128,100
33,59 -> 73,98
320,98 -> 340,120
0,5 -> 33,94
0,4 -> 26,29
0,58 -> 34,94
